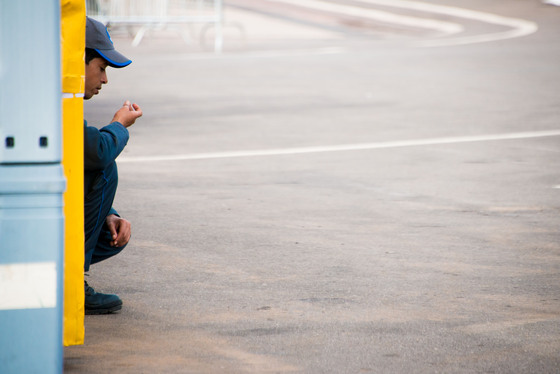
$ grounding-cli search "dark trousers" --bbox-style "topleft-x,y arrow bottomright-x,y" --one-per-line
84,161 -> 127,272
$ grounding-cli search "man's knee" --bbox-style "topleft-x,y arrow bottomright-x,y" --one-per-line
85,162 -> 118,203
84,162 -> 119,238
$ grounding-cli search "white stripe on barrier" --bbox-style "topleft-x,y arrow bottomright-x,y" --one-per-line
62,93 -> 85,99
118,130 -> 560,163
0,262 -> 57,310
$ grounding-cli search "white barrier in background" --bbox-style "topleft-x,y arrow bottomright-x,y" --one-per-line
86,0 -> 223,52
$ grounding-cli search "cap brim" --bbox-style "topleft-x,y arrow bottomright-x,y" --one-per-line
96,48 -> 132,68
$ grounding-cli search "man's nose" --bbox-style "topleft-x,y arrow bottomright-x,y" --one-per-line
102,71 -> 108,84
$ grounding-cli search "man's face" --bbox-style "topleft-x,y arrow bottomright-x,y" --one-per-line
84,57 -> 109,100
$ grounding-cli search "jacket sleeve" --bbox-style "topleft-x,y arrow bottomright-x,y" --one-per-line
84,120 -> 129,171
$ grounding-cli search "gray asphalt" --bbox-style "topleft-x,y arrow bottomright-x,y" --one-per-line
65,0 -> 560,373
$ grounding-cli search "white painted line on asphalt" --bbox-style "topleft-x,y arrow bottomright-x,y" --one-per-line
553,185 -> 560,189
267,0 -> 463,35
355,0 -> 539,46
0,262 -> 57,310
360,0 -> 531,25
269,0 -> 537,47
218,47 -> 348,59
416,29 -> 537,47
360,0 -> 538,47
153,47 -> 348,61
415,24 -> 538,47
119,130 -> 560,163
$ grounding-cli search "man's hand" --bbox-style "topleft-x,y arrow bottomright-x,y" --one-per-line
112,100 -> 143,128
106,214 -> 131,247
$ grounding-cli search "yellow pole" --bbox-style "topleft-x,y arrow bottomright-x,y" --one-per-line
61,0 -> 85,346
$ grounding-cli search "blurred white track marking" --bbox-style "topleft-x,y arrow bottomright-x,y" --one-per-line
269,0 -> 538,47
119,130 -> 560,163
268,0 -> 463,35
160,47 -> 348,61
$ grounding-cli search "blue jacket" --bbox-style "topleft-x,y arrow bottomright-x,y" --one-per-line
84,120 -> 129,171
84,120 -> 129,216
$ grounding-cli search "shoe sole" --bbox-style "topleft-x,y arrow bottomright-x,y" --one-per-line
85,300 -> 123,315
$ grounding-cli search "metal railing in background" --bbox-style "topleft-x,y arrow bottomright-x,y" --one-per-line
86,0 -> 223,52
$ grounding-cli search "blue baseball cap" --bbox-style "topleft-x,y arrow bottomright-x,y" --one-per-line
86,17 -> 131,68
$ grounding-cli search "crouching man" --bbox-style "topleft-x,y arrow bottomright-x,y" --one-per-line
83,17 -> 143,314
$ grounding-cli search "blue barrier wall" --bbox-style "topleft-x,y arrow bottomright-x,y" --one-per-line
0,2 -> 65,373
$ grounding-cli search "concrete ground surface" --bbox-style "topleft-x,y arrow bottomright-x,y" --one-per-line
65,0 -> 560,372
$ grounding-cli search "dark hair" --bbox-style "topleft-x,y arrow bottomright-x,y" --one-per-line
85,48 -> 103,64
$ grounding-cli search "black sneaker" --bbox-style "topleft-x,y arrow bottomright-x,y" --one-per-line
84,280 -> 122,315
